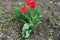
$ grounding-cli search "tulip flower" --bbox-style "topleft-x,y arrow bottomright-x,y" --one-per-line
21,6 -> 27,13
29,1 -> 36,8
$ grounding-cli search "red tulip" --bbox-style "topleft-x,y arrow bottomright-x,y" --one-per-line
26,0 -> 32,5
21,6 -> 27,13
29,1 -> 36,8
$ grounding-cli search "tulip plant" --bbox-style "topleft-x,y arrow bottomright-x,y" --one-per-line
14,0 -> 44,38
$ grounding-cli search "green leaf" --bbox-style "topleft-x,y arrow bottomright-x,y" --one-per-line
22,23 -> 32,38
25,30 -> 32,38
22,23 -> 29,31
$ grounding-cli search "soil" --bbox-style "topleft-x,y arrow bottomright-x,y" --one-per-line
0,0 -> 60,40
